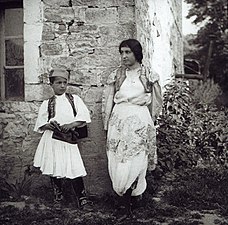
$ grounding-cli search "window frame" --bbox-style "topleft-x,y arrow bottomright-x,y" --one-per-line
0,0 -> 24,101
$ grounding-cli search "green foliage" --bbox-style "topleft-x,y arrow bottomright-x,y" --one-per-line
185,0 -> 227,28
190,109 -> 227,165
184,0 -> 227,99
157,79 -> 228,174
189,80 -> 228,166
0,175 -> 34,201
157,80 -> 196,173
0,165 -> 37,201
191,79 -> 222,108
163,167 -> 228,211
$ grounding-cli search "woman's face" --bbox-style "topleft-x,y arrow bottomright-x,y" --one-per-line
51,77 -> 68,95
120,47 -> 137,67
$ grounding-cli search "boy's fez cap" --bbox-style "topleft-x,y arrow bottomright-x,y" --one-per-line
49,69 -> 69,80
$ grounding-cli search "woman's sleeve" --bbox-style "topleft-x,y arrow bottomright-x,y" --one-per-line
102,69 -> 116,130
151,81 -> 163,121
148,70 -> 163,121
74,95 -> 91,123
34,100 -> 49,133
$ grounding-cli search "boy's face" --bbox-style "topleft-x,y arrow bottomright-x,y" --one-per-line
51,76 -> 68,95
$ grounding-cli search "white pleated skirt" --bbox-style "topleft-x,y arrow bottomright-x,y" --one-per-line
34,130 -> 87,179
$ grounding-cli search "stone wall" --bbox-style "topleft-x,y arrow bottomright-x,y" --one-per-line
0,101 -> 40,179
0,0 -> 183,195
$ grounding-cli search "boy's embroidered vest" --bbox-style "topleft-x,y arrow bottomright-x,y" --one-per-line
115,66 -> 152,93
47,93 -> 76,121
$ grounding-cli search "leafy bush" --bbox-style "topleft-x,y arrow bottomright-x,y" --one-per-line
156,79 -> 228,174
0,165 -> 40,201
157,80 -> 197,173
189,80 -> 228,166
0,174 -> 35,201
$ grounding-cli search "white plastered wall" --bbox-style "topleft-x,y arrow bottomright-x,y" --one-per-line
23,0 -> 43,100
136,0 -> 183,89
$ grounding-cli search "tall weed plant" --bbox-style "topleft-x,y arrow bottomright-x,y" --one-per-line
157,80 -> 196,173
190,80 -> 228,166
157,79 -> 228,175
0,165 -> 36,201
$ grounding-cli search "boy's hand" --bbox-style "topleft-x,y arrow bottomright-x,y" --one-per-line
50,120 -> 61,131
61,121 -> 86,132
40,123 -> 56,131
60,124 -> 74,132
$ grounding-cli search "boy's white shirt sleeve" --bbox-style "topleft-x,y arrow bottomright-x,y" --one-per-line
34,100 -> 49,133
73,95 -> 91,123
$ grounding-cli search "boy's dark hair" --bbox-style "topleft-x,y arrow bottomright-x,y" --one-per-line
49,70 -> 55,84
49,77 -> 55,84
119,39 -> 143,64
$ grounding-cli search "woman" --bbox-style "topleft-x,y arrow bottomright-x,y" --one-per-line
34,68 -> 91,209
102,39 -> 162,215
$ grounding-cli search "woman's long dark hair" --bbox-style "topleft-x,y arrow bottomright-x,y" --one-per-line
119,39 -> 143,64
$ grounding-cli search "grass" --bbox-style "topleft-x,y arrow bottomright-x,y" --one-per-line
163,167 -> 228,213
0,166 -> 227,225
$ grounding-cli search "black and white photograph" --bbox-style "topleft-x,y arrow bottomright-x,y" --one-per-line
0,0 -> 227,224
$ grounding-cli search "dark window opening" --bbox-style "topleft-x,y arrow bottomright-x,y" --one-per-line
0,0 -> 24,101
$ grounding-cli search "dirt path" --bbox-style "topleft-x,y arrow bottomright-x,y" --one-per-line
1,201 -> 228,225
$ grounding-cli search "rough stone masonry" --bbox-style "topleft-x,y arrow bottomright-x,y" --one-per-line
0,0 -> 183,195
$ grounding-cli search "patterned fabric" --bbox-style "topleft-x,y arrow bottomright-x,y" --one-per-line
102,65 -> 162,130
50,177 -> 63,203
103,67 -> 161,196
65,93 -> 77,117
115,65 -> 153,93
48,95 -> 56,122
107,109 -> 156,162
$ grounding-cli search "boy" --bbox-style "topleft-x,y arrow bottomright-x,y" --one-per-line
34,68 -> 91,209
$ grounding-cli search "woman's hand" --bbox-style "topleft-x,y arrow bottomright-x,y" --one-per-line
114,91 -> 129,104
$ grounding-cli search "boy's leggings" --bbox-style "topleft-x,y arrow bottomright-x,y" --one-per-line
50,176 -> 86,200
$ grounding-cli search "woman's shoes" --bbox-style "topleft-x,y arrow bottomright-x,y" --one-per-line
116,204 -> 132,222
115,193 -> 133,222
77,197 -> 93,211
115,194 -> 143,220
131,195 -> 143,210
